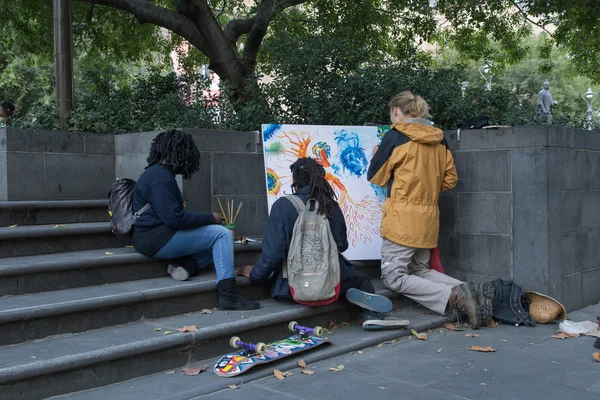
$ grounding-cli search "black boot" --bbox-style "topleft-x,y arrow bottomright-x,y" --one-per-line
217,278 -> 261,310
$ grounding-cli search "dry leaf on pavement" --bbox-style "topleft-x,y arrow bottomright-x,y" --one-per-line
182,365 -> 207,376
329,365 -> 344,372
274,369 -> 292,380
437,348 -> 443,353
165,370 -> 176,374
163,331 -> 175,335
592,353 -> 600,362
480,383 -> 487,386
8,224 -> 17,228
301,369 -> 315,375
487,320 -> 499,328
501,339 -> 507,343
298,360 -> 307,368
465,333 -> 480,338
552,332 -> 579,340
411,329 -> 428,340
201,309 -> 213,314
184,313 -> 193,317
153,327 -> 162,332
177,325 -> 198,333
443,323 -> 462,331
467,345 -> 496,352
228,384 -> 240,389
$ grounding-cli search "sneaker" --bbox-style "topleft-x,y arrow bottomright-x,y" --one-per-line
448,283 -> 480,329
361,310 -> 410,331
470,282 -> 495,327
167,264 -> 190,281
346,288 -> 393,313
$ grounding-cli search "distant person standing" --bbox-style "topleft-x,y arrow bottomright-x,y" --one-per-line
536,81 -> 557,124
0,102 -> 15,127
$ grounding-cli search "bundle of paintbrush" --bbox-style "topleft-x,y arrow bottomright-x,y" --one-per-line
217,198 -> 243,226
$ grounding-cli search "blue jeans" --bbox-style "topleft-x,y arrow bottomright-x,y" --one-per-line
153,225 -> 234,282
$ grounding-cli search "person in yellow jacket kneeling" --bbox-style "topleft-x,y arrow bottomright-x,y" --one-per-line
368,91 -> 482,329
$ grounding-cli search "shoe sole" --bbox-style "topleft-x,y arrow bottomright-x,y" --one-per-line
167,264 -> 190,281
346,288 -> 393,313
363,319 -> 410,331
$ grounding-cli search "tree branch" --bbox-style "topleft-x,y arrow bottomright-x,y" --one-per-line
81,0 -> 209,53
509,0 -> 553,36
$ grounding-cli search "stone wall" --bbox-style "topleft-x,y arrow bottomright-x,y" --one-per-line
115,128 -> 266,237
0,127 -> 114,201
439,125 -> 600,311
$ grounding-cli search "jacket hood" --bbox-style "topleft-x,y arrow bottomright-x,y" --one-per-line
392,118 -> 444,145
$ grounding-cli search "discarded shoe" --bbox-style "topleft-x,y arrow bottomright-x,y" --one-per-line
448,283 -> 481,329
167,264 -> 190,281
346,288 -> 393,313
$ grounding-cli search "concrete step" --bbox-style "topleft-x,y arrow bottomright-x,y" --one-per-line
0,200 -> 109,226
48,305 -> 446,400
0,274 -> 272,346
0,222 -> 122,258
0,243 -> 262,296
0,282 -> 418,400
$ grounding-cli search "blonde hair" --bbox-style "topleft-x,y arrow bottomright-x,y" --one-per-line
389,91 -> 430,119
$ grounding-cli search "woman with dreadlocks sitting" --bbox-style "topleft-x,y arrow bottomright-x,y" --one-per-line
131,129 -> 260,310
236,157 -> 407,330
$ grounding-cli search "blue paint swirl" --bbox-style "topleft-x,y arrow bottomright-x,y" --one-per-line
262,124 -> 282,142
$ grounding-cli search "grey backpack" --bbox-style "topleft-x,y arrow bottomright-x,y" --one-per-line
107,178 -> 151,241
283,195 -> 341,306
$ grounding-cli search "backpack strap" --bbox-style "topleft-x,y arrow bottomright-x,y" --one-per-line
134,203 -> 151,219
284,195 -> 306,214
281,195 -> 307,280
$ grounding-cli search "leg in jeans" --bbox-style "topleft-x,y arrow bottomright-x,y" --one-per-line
381,238 -> 454,315
153,225 -> 235,282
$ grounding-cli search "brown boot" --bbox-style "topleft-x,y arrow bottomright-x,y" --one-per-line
448,283 -> 481,329
470,282 -> 496,327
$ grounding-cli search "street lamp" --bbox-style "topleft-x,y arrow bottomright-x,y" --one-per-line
582,87 -> 595,131
460,81 -> 469,98
479,64 -> 494,91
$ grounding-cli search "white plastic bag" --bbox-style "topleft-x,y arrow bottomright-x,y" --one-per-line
559,320 -> 596,334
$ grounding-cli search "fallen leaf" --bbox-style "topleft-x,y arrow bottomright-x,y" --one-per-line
329,365 -> 344,372
411,329 -> 428,341
328,320 -> 337,329
274,369 -> 292,380
552,332 -> 579,340
104,252 -> 114,255
467,345 -> 496,352
298,360 -> 307,368
8,224 -> 17,228
437,348 -> 443,353
177,325 -> 198,333
465,333 -> 480,338
184,313 -> 192,317
163,331 -> 175,335
153,327 -> 162,332
439,330 -> 445,335
165,370 -> 176,374
501,339 -> 507,343
358,351 -> 363,354
592,353 -> 600,362
301,369 -> 315,375
228,384 -> 240,389
487,320 -> 499,328
480,383 -> 487,386
182,365 -> 207,376
200,309 -> 213,314
125,245 -> 133,248
377,344 -> 383,347
443,323 -> 462,331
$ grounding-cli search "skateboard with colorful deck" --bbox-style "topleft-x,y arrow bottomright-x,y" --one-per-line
213,321 -> 330,377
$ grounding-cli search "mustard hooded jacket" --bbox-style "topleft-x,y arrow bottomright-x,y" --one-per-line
367,119 -> 458,249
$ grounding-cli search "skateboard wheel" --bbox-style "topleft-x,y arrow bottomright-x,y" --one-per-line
288,321 -> 298,332
230,336 -> 241,348
313,326 -> 324,337
256,342 -> 267,354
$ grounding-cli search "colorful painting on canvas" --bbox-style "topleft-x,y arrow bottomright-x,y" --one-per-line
262,124 -> 391,260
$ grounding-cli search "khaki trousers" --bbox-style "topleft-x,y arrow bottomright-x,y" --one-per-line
381,238 -> 463,315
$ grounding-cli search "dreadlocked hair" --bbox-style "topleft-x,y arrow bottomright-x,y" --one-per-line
146,129 -> 200,179
290,157 -> 337,216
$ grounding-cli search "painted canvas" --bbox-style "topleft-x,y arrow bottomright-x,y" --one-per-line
261,124 -> 391,260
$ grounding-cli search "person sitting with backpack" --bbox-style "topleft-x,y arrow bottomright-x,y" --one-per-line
131,129 -> 260,311
235,157 -> 408,330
